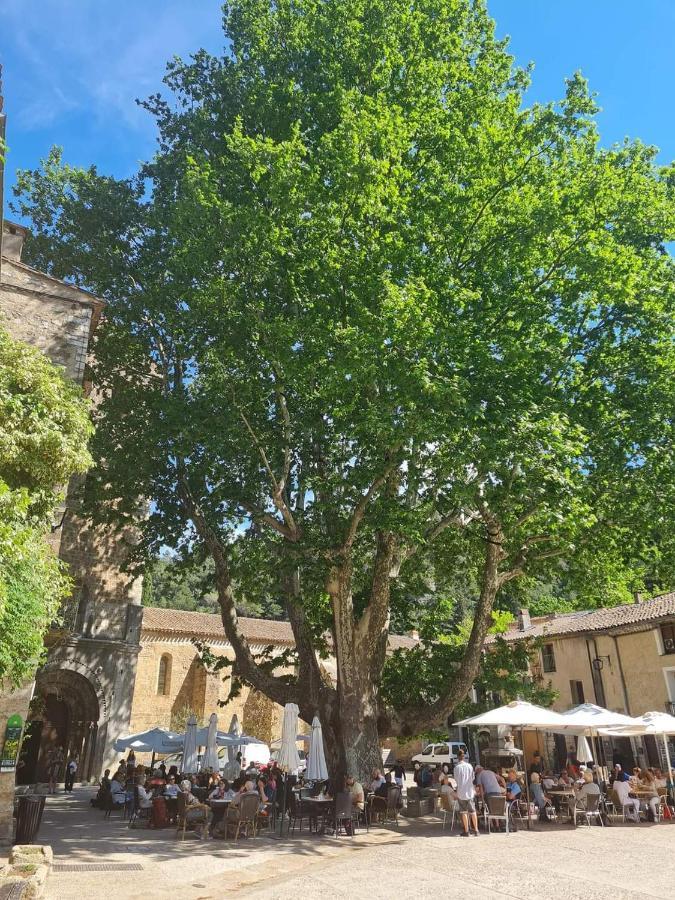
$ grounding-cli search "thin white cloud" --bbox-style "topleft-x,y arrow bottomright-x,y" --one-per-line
2,0 -> 223,133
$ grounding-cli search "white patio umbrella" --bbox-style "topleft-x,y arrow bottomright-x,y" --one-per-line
202,713 -> 220,772
576,735 -> 594,764
602,710 -> 675,778
557,703 -> 640,775
226,713 -> 241,777
277,703 -> 301,772
305,715 -> 329,782
558,703 -> 638,732
455,700 -> 569,729
456,700 -> 569,830
182,715 -> 199,773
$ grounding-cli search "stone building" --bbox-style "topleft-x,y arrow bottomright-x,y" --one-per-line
131,607 -> 418,750
485,592 -> 675,771
0,220 -> 142,842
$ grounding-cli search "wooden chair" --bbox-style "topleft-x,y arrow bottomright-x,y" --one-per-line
226,792 -> 260,841
175,792 -> 189,840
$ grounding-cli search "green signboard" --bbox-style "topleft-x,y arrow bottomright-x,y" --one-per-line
0,714 -> 24,772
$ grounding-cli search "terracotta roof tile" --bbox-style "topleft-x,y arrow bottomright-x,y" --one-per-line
141,605 -> 419,650
487,591 -> 675,644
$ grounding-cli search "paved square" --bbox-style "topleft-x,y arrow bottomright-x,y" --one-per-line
41,789 -> 674,899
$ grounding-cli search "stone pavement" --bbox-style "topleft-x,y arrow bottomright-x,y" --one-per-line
41,788 -> 674,899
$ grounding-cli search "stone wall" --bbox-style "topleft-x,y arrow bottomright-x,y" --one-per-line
129,635 -> 287,755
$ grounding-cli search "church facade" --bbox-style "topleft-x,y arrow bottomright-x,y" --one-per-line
0,220 -> 142,841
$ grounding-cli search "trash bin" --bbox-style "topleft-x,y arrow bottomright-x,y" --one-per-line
15,795 -> 46,844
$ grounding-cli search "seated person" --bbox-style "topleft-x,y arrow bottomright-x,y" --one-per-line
345,775 -> 364,811
573,770 -> 600,809
542,771 -> 557,791
180,780 -> 209,837
209,778 -> 235,802
557,771 -> 572,788
439,773 -> 458,807
530,772 -> 551,814
109,776 -> 126,808
612,774 -> 640,821
136,779 -> 153,810
640,770 -> 660,819
370,769 -> 386,793
164,775 -> 180,799
505,769 -> 522,802
475,766 -> 504,799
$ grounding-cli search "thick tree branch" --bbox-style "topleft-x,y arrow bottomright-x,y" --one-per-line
176,470 -> 300,708
341,450 -> 402,552
235,400 -> 299,538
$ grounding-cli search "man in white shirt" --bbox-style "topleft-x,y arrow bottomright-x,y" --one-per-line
454,750 -> 478,836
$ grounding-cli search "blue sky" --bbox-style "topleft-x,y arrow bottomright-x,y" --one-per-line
2,0 -> 674,219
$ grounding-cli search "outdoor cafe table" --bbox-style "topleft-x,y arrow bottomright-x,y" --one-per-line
208,799 -> 230,837
303,797 -> 334,832
547,788 -> 576,822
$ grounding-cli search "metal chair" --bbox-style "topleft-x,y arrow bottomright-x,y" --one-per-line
572,792 -> 604,827
484,795 -> 512,834
287,789 -> 316,834
382,785 -> 402,826
334,791 -> 356,838
440,793 -> 458,832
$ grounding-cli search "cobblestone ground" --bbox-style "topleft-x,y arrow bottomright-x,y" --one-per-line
42,788 -> 674,899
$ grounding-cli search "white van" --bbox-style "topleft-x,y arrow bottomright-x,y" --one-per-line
411,740 -> 468,768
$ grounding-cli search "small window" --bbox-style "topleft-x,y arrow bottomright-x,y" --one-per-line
157,654 -> 172,695
422,745 -> 433,755
541,643 -> 556,673
660,623 -> 675,655
436,744 -> 449,755
570,680 -> 585,705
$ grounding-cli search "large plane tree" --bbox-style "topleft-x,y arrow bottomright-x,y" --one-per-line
13,0 -> 675,776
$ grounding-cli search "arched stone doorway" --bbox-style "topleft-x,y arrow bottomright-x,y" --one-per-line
19,666 -> 103,785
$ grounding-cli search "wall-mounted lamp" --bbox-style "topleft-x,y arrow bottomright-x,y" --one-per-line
592,655 -> 611,671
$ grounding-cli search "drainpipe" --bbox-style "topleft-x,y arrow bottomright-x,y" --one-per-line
611,635 -> 631,715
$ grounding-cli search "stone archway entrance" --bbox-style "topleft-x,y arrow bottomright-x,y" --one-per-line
19,667 -> 102,785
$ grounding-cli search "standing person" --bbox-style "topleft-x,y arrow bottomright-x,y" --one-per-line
528,751 -> 543,778
46,745 -> 64,794
454,749 -> 479,837
390,761 -> 405,788
64,754 -> 78,792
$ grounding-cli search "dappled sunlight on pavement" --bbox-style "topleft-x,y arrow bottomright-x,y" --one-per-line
43,787 -> 675,899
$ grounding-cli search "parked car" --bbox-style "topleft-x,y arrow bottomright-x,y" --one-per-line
411,741 -> 469,769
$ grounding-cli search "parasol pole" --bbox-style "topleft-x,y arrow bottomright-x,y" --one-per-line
521,726 -> 532,831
